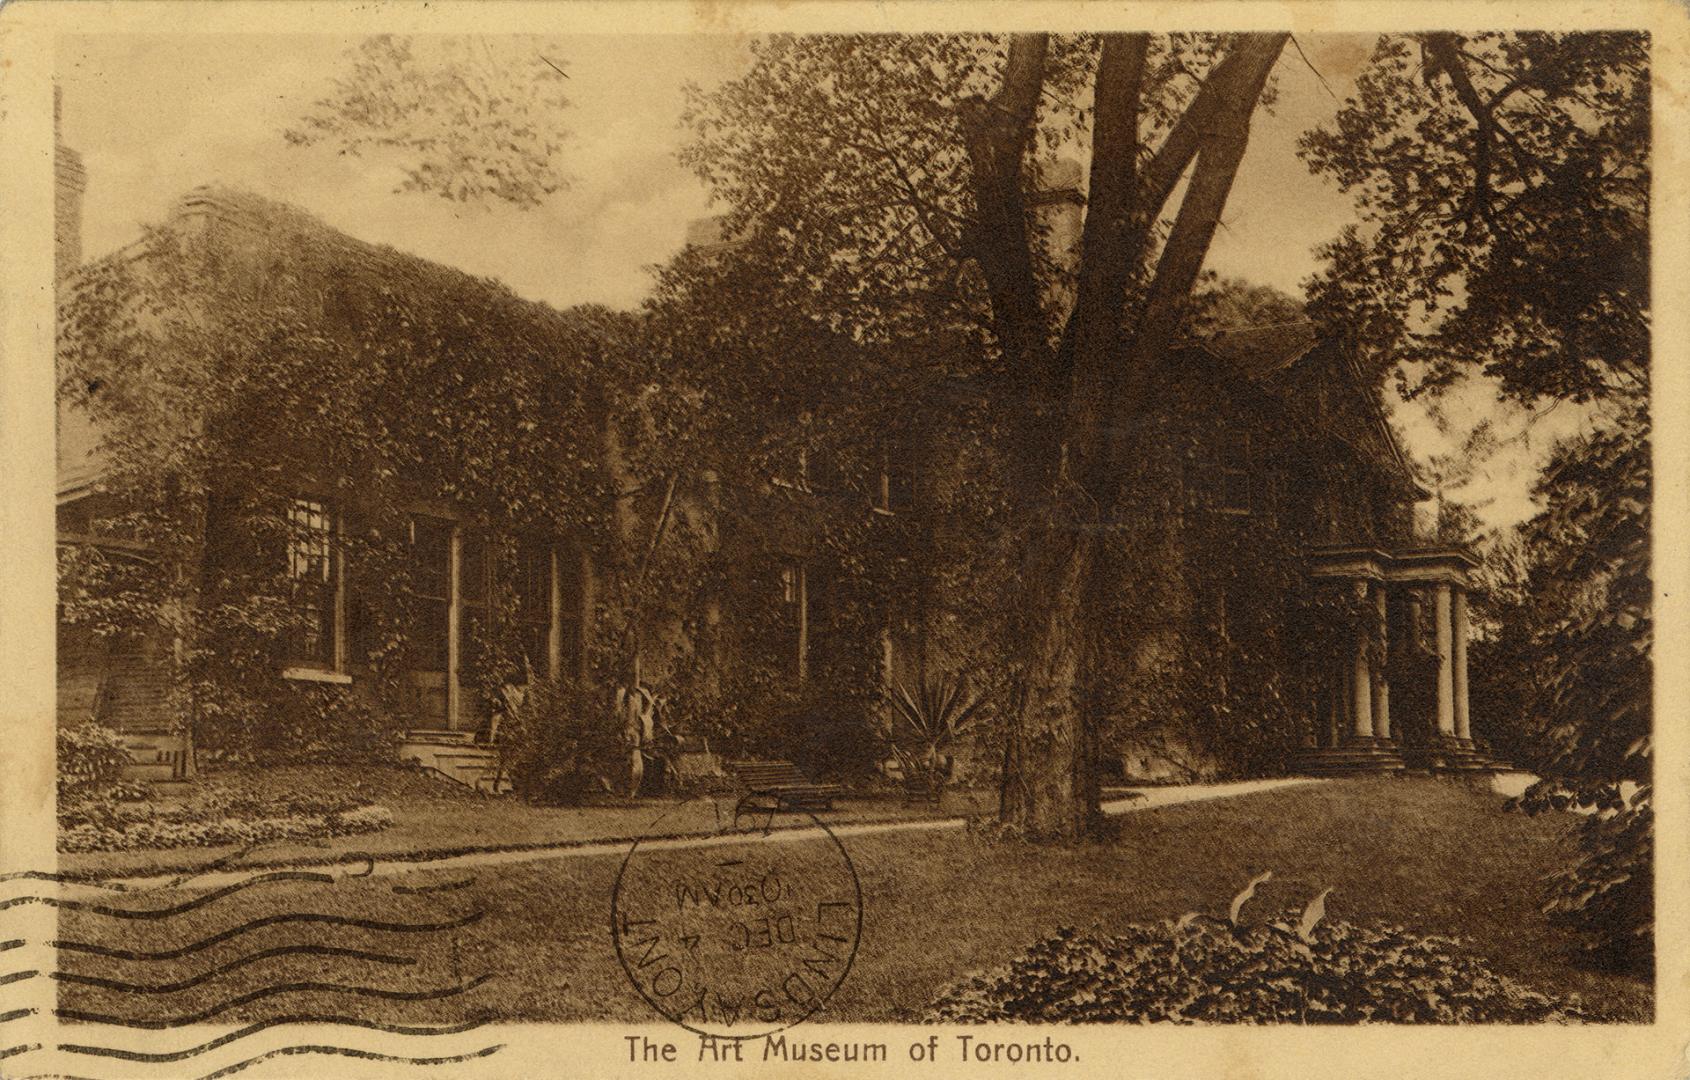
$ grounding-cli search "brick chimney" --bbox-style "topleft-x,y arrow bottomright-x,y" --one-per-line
55,86 -> 86,279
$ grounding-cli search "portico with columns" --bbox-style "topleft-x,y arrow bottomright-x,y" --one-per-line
1293,544 -> 1502,775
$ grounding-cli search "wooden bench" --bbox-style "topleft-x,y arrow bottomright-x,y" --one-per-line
725,759 -> 844,811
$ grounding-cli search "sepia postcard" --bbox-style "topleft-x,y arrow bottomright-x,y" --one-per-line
1,2 -> 1686,1077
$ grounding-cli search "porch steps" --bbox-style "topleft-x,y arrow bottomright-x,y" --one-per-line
1288,742 -> 1407,777
1402,740 -> 1513,774
398,730 -> 512,794
118,731 -> 191,782
1291,740 -> 1511,777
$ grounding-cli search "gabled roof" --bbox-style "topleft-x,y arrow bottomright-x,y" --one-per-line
1180,318 -> 1428,500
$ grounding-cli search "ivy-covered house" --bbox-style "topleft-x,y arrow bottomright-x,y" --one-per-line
719,313 -> 1500,784
55,154 -> 1499,793
56,184 -> 629,789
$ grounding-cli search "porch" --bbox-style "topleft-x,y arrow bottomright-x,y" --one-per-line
1290,544 -> 1509,777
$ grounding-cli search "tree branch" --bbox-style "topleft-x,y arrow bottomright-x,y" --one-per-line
1056,34 -> 1148,442
956,34 -> 1051,388
1089,32 -> 1288,493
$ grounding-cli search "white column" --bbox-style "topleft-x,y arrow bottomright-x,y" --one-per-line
1452,586 -> 1471,741
1351,591 -> 1373,740
1434,582 -> 1455,737
1373,584 -> 1391,741
547,547 -> 563,680
1352,635 -> 1365,743
446,524 -> 462,730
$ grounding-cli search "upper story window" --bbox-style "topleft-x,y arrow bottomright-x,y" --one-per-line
1219,432 -> 1252,514
286,498 -> 339,668
1182,431 -> 1253,516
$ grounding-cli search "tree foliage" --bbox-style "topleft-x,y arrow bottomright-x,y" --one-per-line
1301,32 -> 1648,402
668,32 -> 1292,839
286,35 -> 576,208
1302,32 -> 1651,970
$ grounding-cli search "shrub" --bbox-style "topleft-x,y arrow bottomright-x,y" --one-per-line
58,722 -> 135,798
257,685 -> 397,763
500,675 -> 624,804
879,674 -> 986,802
927,875 -> 1592,1024
1529,787 -> 1653,975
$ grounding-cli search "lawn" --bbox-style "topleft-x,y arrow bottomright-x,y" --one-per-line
59,764 -> 997,879
53,776 -> 1652,1028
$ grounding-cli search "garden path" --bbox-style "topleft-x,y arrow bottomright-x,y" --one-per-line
92,777 -> 1325,892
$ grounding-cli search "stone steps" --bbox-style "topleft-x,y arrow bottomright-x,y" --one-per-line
1289,744 -> 1408,776
397,731 -> 511,794
1292,739 -> 1512,777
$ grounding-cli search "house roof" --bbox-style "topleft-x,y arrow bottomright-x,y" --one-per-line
1179,318 -> 1428,500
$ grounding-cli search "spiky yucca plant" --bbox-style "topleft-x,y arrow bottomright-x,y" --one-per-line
884,674 -> 987,804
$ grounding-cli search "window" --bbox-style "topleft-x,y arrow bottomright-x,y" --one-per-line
1219,432 -> 1252,514
777,560 -> 807,682
409,516 -> 452,671
514,539 -> 553,677
286,498 -> 338,668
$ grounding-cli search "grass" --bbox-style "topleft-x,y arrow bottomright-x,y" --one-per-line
59,764 -> 997,879
53,776 -> 1652,1027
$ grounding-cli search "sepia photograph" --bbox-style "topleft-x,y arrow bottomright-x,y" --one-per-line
1,3 -> 1681,1077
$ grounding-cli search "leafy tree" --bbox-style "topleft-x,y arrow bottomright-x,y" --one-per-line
286,35 -> 576,208
1185,273 -> 1304,336
1301,32 -> 1650,970
296,32 -> 1296,840
671,33 -> 1292,840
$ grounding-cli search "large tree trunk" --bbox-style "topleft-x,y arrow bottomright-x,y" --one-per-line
968,33 -> 1287,842
998,522 -> 1098,839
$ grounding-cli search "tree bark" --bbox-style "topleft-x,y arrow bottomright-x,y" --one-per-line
982,32 -> 1287,842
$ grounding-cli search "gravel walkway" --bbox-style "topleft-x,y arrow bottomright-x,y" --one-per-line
85,776 -> 1326,892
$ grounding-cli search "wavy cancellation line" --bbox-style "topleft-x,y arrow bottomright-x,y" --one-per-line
5,1041 -> 505,1080
52,944 -> 423,995
51,907 -> 485,960
60,1013 -> 491,1062
57,972 -> 494,1027
0,871 -> 338,919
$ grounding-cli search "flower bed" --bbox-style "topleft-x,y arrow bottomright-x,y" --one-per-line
59,785 -> 396,854
60,804 -> 393,853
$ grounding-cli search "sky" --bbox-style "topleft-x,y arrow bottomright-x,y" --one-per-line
57,33 -> 1584,533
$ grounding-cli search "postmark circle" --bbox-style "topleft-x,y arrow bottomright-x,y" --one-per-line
610,795 -> 863,1039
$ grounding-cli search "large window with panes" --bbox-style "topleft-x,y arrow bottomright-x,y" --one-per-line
285,498 -> 340,669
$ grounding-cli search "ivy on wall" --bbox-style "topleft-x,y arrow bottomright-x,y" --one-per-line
57,194 -> 633,757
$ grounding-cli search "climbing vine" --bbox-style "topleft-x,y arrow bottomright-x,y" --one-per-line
57,193 -> 633,758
